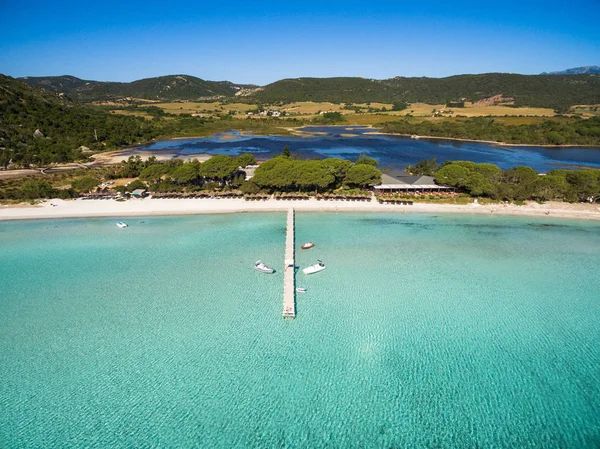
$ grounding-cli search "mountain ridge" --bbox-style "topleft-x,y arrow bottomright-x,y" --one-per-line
18,72 -> 600,110
252,73 -> 600,110
20,74 -> 256,102
542,66 -> 600,75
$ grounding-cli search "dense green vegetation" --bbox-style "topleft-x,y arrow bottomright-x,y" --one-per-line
0,175 -> 78,201
19,73 -> 600,110
431,160 -> 600,202
0,75 -> 295,168
381,117 -> 600,146
3,72 -> 600,174
251,156 -> 380,192
0,151 -> 382,200
406,158 -> 438,176
100,152 -> 379,194
111,152 -> 380,194
21,75 -> 253,102
0,75 -> 161,167
311,111 -> 345,124
2,149 -> 598,205
252,74 -> 600,110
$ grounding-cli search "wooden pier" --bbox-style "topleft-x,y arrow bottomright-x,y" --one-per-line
283,208 -> 296,318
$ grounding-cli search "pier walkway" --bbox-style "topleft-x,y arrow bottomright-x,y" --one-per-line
283,208 -> 296,318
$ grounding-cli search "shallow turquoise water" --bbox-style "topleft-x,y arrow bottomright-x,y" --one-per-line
1,213 -> 599,448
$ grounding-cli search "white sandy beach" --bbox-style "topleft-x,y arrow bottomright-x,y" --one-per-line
90,149 -> 213,165
1,197 -> 599,221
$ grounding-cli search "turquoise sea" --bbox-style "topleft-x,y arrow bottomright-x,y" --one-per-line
1,213 -> 599,448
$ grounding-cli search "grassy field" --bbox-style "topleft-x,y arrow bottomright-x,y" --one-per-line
283,101 -> 393,114
150,102 -> 254,115
107,100 -> 597,132
331,114 -> 565,126
154,119 -> 295,139
570,104 -> 600,118
148,101 -> 560,118
387,102 -> 556,117
111,110 -> 154,120
282,101 -> 347,115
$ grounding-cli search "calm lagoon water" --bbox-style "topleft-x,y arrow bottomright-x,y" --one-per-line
132,126 -> 600,172
1,213 -> 599,448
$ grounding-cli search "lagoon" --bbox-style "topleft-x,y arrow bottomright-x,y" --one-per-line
131,126 -> 600,172
1,213 -> 599,448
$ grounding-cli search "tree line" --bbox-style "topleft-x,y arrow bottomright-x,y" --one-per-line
3,151 -> 599,204
409,158 -> 600,202
0,151 -> 383,200
382,117 -> 600,146
251,74 -> 600,110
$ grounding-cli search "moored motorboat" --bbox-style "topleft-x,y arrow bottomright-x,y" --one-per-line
302,260 -> 326,275
301,242 -> 315,249
116,221 -> 128,228
254,260 -> 274,274
296,287 -> 307,293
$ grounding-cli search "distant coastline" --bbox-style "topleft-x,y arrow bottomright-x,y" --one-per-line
2,124 -> 599,182
129,125 -> 600,150
363,129 -> 600,149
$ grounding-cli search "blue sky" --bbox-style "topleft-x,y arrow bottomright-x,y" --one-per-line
1,0 -> 599,84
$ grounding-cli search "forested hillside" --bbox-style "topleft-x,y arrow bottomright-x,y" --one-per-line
381,117 -> 600,146
20,73 -> 600,110
253,74 -> 600,110
21,75 -> 252,102
0,75 -> 160,167
20,75 -> 92,93
3,71 -> 600,169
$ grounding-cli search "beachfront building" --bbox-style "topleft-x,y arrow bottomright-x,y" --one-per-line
374,170 -> 453,193
131,189 -> 148,198
243,165 -> 259,180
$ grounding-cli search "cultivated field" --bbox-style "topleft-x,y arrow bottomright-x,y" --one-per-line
111,110 -> 154,120
570,104 -> 600,118
152,102 -> 254,115
110,100 -> 599,124
388,102 -> 556,117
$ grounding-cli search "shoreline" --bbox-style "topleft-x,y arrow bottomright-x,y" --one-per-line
123,125 -> 600,149
365,130 -> 600,148
89,149 -> 214,165
106,124 -> 600,149
1,198 -> 599,222
3,124 -> 599,178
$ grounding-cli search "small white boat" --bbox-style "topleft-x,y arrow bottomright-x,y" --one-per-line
301,242 -> 315,249
116,221 -> 128,228
296,287 -> 307,293
302,260 -> 326,275
254,260 -> 274,274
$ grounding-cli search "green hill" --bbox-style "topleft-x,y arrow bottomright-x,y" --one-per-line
0,75 -> 159,167
20,75 -> 253,102
252,74 -> 600,110
20,75 -> 93,93
20,73 -> 600,110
